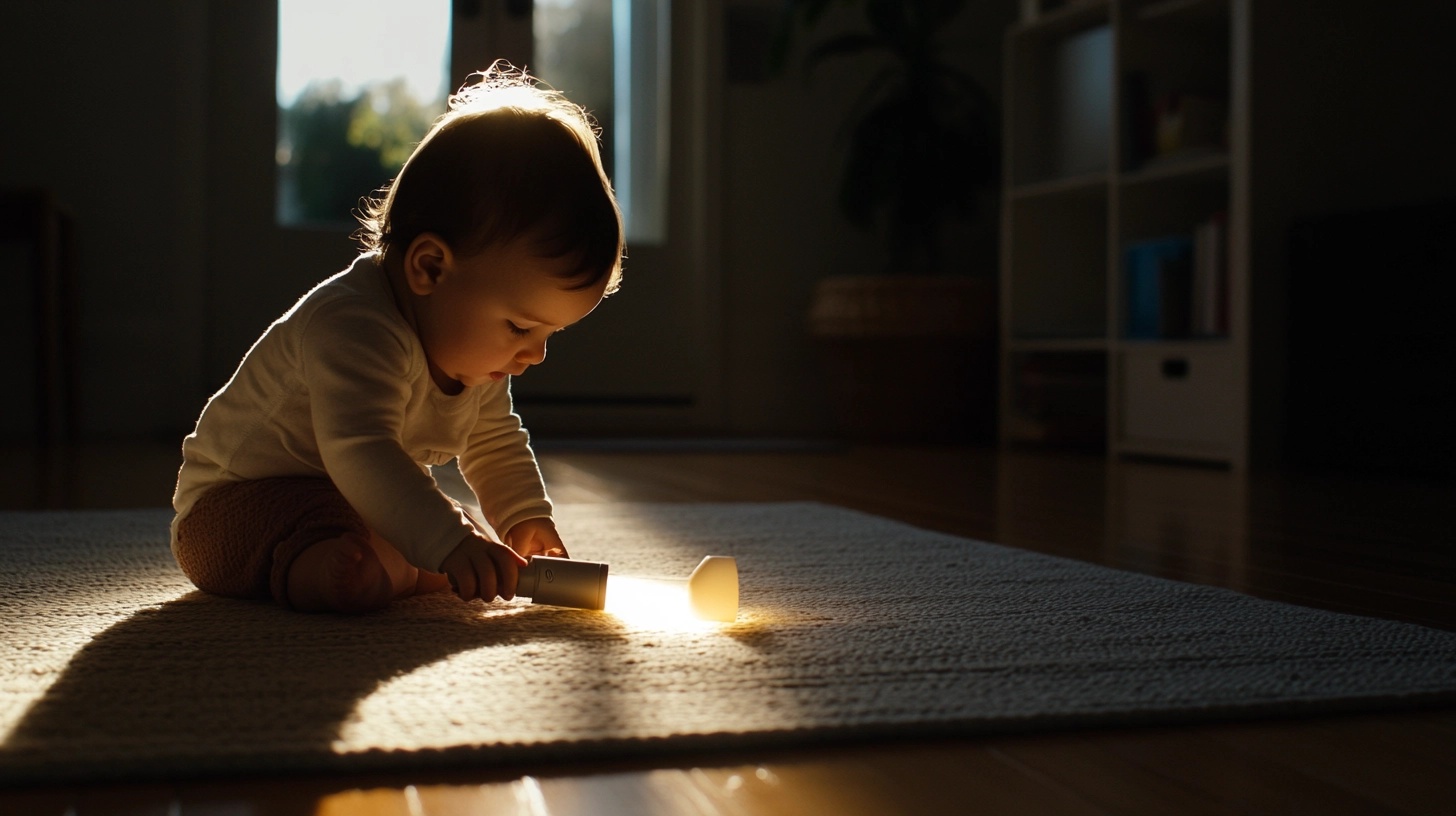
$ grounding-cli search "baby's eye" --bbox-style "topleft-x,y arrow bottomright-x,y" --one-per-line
507,321 -> 530,337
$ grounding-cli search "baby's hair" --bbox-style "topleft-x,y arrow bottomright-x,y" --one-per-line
355,61 -> 624,294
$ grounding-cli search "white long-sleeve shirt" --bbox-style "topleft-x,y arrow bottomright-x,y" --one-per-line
172,253 -> 552,571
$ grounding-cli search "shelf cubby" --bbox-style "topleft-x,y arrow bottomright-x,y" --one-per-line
1002,0 -> 1245,466
1007,189 -> 1109,341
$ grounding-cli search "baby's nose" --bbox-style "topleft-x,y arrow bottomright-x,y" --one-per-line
517,340 -> 547,365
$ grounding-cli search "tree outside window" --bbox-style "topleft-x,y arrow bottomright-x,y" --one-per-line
275,0 -> 449,227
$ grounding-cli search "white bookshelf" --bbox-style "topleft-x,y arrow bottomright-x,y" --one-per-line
1000,0 -> 1250,468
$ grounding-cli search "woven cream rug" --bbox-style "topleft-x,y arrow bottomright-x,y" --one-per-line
2,502 -> 1454,785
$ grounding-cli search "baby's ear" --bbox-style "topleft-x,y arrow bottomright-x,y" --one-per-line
403,233 -> 453,295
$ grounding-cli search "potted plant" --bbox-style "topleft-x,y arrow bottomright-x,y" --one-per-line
773,0 -> 1001,442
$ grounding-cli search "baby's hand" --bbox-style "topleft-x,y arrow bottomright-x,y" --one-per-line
439,533 -> 528,602
504,517 -> 570,560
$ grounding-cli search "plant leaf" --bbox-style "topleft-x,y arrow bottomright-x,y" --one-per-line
838,66 -> 904,141
768,0 -> 858,75
914,0 -> 969,31
865,0 -> 906,41
934,63 -> 995,112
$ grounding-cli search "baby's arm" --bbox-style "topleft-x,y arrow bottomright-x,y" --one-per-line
304,307 -> 484,574
457,383 -> 562,556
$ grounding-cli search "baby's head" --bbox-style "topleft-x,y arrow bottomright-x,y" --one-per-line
356,63 -> 624,392
356,61 -> 624,296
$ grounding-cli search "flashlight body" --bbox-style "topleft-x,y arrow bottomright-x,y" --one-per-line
517,556 -> 609,611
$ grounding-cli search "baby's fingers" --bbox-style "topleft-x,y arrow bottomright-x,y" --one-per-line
448,566 -> 478,602
489,547 -> 521,600
527,535 -> 568,560
474,554 -> 499,602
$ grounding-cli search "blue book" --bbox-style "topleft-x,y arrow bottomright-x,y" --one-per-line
1125,236 -> 1194,339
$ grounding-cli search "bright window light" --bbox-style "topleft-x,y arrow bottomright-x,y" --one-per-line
275,0 -> 451,226
534,0 -> 670,244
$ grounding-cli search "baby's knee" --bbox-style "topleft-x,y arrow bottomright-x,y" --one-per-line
287,534 -> 393,613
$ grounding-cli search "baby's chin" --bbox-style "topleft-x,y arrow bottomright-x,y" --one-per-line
458,372 -> 508,387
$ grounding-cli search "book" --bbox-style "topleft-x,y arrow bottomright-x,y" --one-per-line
1124,236 -> 1194,339
1191,212 -> 1228,336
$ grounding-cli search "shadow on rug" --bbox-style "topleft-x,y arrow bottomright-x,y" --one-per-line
5,590 -> 640,780
2,503 -> 1454,786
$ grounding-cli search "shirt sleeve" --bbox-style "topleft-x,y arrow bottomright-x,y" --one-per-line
301,302 -> 475,571
458,379 -> 553,539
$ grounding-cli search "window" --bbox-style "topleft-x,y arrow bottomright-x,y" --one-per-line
275,0 -> 451,226
275,0 -> 666,238
534,0 -> 669,244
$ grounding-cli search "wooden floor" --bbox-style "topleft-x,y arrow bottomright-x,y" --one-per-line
2,442 -> 1454,814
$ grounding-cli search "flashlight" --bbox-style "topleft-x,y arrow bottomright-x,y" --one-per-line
516,555 -> 609,610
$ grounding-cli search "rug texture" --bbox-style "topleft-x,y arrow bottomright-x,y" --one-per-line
2,502 -> 1454,785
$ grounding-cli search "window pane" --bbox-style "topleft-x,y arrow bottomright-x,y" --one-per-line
534,0 -> 669,244
276,0 -> 451,226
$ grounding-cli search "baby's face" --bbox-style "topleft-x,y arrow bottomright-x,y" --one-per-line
414,240 -> 607,393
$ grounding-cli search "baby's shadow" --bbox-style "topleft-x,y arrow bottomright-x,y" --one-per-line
1,590 -> 623,784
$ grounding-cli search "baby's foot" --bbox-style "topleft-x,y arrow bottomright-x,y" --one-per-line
286,534 -> 394,613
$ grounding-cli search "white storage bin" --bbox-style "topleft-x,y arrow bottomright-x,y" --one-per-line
1119,348 -> 1238,448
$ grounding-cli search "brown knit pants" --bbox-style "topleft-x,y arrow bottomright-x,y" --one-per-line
173,477 -> 370,608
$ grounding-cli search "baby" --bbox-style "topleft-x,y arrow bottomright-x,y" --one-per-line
171,64 -> 623,613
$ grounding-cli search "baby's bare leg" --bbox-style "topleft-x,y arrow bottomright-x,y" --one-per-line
362,530 -> 465,597
362,530 -> 427,599
286,533 -> 393,613
365,530 -> 452,596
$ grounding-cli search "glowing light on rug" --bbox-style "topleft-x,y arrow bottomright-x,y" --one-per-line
604,575 -> 699,628
516,555 -> 739,626
606,556 -> 740,629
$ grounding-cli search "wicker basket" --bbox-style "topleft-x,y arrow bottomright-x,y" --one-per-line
808,275 -> 996,339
